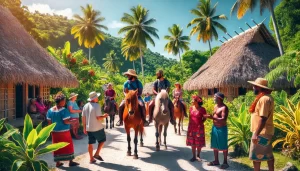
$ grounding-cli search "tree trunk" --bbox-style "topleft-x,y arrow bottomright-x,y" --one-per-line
88,48 -> 91,64
269,3 -> 284,56
208,40 -> 212,57
139,47 -> 145,83
179,51 -> 184,78
132,60 -> 136,70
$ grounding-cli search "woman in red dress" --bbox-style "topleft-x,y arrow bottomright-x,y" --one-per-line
186,95 -> 206,162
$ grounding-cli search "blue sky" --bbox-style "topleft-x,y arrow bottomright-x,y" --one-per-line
22,0 -> 280,59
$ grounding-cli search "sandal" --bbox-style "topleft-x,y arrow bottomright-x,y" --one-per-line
207,161 -> 220,166
90,159 -> 96,164
69,161 -> 79,167
190,157 -> 196,162
220,164 -> 229,169
94,155 -> 104,161
56,162 -> 64,167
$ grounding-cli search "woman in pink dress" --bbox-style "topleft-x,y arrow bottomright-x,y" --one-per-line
186,95 -> 206,162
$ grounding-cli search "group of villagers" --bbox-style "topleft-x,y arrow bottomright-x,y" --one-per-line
46,67 -> 275,171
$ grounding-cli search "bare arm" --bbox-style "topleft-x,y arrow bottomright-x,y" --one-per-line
47,120 -> 52,125
63,118 -> 75,124
212,107 -> 228,121
153,87 -> 158,95
96,114 -> 108,121
68,106 -> 81,114
254,116 -> 268,136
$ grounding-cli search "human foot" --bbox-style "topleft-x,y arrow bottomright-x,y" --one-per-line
93,155 -> 104,161
190,157 -> 196,162
56,162 -> 63,167
207,161 -> 220,166
69,161 -> 79,167
220,163 -> 229,169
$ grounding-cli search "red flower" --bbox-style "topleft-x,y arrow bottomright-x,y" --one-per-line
89,70 -> 95,77
67,53 -> 72,58
82,59 -> 89,65
70,58 -> 76,64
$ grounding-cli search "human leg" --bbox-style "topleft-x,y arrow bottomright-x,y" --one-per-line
116,100 -> 125,126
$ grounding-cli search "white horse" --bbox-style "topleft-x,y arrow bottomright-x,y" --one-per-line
153,90 -> 170,151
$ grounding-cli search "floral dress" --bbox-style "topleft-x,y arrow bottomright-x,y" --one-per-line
186,106 -> 206,148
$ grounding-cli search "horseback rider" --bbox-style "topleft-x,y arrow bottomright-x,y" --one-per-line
173,82 -> 188,117
104,83 -> 118,111
148,70 -> 176,125
116,69 -> 149,126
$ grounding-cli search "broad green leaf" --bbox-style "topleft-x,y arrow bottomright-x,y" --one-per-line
5,123 -> 26,150
23,114 -> 33,141
27,149 -> 35,159
36,142 -> 69,156
35,122 -> 43,134
33,123 -> 56,149
11,159 -> 25,171
2,128 -> 18,139
31,160 -> 41,171
39,160 -> 49,171
27,129 -> 38,148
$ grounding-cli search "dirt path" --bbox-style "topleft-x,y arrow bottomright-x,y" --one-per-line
41,121 -> 253,171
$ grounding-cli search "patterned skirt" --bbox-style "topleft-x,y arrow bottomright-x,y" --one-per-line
249,134 -> 274,161
52,131 -> 75,162
186,124 -> 205,148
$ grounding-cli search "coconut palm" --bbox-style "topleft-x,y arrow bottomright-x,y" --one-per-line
187,0 -> 227,56
119,5 -> 159,81
121,41 -> 141,70
103,50 -> 123,73
71,4 -> 108,63
231,0 -> 284,55
164,24 -> 190,75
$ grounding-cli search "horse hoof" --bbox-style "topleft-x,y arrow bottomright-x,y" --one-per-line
179,133 -> 181,136
165,146 -> 167,150
127,152 -> 131,156
133,155 -> 138,159
140,143 -> 144,147
156,147 -> 160,151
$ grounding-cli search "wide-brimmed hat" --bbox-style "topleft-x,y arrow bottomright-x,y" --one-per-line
87,91 -> 101,101
69,92 -> 78,99
123,69 -> 138,77
247,78 -> 274,90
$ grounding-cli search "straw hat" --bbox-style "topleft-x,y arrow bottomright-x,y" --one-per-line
248,78 -> 274,90
69,92 -> 78,99
123,69 -> 138,77
87,91 -> 101,101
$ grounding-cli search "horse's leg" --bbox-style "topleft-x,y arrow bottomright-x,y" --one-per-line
112,114 -> 115,128
155,123 -> 160,151
126,127 -> 131,156
106,117 -> 108,129
133,127 -> 139,159
163,124 -> 168,150
140,127 -> 144,147
110,115 -> 112,129
181,115 -> 184,131
178,116 -> 181,136
159,125 -> 163,146
174,117 -> 177,134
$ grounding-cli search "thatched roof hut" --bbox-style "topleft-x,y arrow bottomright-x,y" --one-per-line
143,82 -> 154,95
0,6 -> 78,88
183,23 -> 294,100
0,6 -> 78,122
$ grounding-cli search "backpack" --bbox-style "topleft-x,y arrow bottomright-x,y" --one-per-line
154,79 -> 169,92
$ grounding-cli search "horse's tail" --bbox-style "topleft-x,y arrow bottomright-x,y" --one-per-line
139,124 -> 146,137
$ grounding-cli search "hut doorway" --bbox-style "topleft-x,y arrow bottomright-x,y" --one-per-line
28,85 -> 34,98
15,84 -> 23,118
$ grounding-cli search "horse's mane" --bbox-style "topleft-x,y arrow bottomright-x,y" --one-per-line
155,90 -> 169,106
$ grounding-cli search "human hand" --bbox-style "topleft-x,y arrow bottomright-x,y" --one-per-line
83,128 -> 87,135
203,114 -> 213,119
103,113 -> 109,117
252,134 -> 258,144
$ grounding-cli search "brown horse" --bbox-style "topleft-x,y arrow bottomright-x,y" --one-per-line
173,97 -> 185,135
123,90 -> 145,159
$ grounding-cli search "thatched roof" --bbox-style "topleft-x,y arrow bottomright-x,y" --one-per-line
143,82 -> 154,95
184,23 -> 293,90
0,6 -> 78,88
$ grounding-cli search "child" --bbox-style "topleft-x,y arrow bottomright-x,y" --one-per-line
186,95 -> 206,162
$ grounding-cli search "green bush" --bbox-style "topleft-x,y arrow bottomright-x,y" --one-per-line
0,115 -> 68,171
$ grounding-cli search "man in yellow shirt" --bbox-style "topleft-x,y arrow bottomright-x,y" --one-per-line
248,78 -> 275,171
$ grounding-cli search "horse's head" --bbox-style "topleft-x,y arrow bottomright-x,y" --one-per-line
104,96 -> 112,113
173,96 -> 179,107
125,90 -> 139,116
155,90 -> 169,114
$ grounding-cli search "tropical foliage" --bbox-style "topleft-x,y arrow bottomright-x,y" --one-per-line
71,4 -> 108,62
266,51 -> 300,87
187,0 -> 227,56
231,0 -> 284,55
228,103 -> 252,155
0,115 -> 68,171
103,50 -> 123,73
272,100 -> 300,160
119,5 -> 159,81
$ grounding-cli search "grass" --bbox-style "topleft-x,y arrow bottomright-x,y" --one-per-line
231,152 -> 300,170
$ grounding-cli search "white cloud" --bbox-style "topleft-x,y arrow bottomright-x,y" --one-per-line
27,3 -> 73,19
107,20 -> 126,29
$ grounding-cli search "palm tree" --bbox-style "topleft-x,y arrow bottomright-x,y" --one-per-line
71,4 -> 108,63
265,51 -> 300,87
119,5 -> 159,81
103,50 -> 123,73
231,0 -> 284,55
164,24 -> 190,75
121,41 -> 141,70
187,0 -> 227,56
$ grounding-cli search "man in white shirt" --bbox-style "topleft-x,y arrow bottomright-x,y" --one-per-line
82,91 -> 108,164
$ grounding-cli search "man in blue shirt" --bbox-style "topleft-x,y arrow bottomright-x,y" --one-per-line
116,69 -> 149,126
148,70 -> 176,125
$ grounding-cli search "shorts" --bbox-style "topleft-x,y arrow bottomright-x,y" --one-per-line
87,129 -> 106,144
